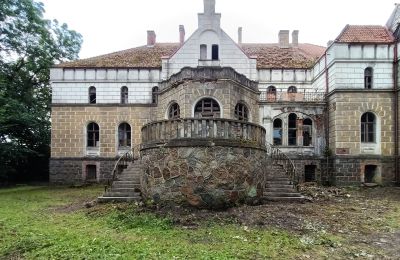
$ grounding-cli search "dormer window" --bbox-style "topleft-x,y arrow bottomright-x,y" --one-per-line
200,44 -> 207,60
364,67 -> 373,89
212,44 -> 219,60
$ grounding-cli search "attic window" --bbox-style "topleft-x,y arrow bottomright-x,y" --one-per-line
200,44 -> 207,60
212,45 -> 219,60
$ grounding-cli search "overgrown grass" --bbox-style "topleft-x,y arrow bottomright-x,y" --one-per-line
0,186 -> 306,259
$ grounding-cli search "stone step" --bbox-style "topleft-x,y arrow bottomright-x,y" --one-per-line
103,191 -> 141,197
110,188 -> 140,193
112,183 -> 140,188
266,180 -> 292,185
266,177 -> 291,181
262,196 -> 306,202
97,196 -> 141,203
264,192 -> 303,197
265,187 -> 297,192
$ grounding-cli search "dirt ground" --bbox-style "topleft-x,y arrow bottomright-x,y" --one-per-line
131,186 -> 400,259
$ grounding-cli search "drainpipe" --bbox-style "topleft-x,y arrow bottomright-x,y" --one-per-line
324,50 -> 330,184
393,43 -> 399,185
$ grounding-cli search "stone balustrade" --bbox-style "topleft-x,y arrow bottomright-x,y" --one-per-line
260,89 -> 325,102
141,118 -> 266,149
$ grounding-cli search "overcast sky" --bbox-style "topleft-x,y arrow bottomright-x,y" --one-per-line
40,0 -> 397,59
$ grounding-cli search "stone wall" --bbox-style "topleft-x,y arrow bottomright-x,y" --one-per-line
157,80 -> 259,123
140,145 -> 268,209
51,105 -> 154,158
49,158 -> 115,185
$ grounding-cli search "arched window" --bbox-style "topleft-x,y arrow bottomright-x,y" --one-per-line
121,86 -> 128,104
168,103 -> 180,119
234,103 -> 248,121
288,113 -> 297,146
87,122 -> 99,147
89,86 -> 96,104
361,112 -> 375,143
118,123 -> 131,147
200,44 -> 207,60
212,44 -> 219,60
288,86 -> 297,93
152,87 -> 159,104
267,86 -> 277,101
194,98 -> 220,118
364,67 -> 373,89
273,118 -> 282,145
303,118 -> 313,146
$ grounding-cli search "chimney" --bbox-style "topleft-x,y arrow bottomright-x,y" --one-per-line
278,30 -> 290,48
179,25 -> 185,45
238,27 -> 243,44
147,30 -> 156,46
292,30 -> 299,47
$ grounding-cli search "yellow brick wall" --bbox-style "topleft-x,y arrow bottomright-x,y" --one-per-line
51,106 -> 154,158
329,91 -> 394,156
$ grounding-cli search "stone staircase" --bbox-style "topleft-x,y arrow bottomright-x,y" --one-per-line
263,164 -> 305,202
98,162 -> 142,203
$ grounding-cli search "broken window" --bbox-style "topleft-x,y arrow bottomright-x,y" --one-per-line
118,123 -> 131,147
86,165 -> 97,181
194,98 -> 220,118
304,165 -> 316,182
364,67 -> 373,89
168,103 -> 181,119
288,113 -> 297,146
364,165 -> 377,183
152,86 -> 159,104
267,86 -> 277,101
288,86 -> 297,93
303,118 -> 312,146
273,118 -> 282,145
121,86 -> 128,104
212,44 -> 219,60
87,122 -> 100,147
361,112 -> 375,143
234,103 -> 248,121
89,86 -> 96,104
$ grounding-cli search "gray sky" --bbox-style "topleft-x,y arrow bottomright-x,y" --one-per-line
40,0 -> 397,59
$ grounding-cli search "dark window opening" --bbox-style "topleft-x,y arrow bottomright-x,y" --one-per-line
194,98 -> 220,118
361,112 -> 375,143
273,118 -> 282,145
168,103 -> 181,119
87,122 -> 99,147
118,123 -> 131,147
288,113 -> 297,146
288,86 -> 297,93
200,44 -> 207,60
212,44 -> 219,60
267,86 -> 277,101
303,118 -> 312,146
364,165 -> 377,183
304,165 -> 316,182
152,86 -> 159,104
364,67 -> 373,89
234,103 -> 248,121
86,165 -> 97,181
89,86 -> 96,104
121,86 -> 128,104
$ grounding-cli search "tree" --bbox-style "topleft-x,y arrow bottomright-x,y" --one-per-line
0,0 -> 82,183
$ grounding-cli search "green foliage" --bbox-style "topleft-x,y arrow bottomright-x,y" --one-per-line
0,0 -> 82,182
108,210 -> 173,231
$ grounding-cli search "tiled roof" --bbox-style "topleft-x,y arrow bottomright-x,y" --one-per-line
56,43 -> 180,68
56,43 -> 326,69
335,25 -> 394,43
240,43 -> 325,69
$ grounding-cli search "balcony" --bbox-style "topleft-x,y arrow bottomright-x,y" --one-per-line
141,118 -> 266,149
260,89 -> 325,103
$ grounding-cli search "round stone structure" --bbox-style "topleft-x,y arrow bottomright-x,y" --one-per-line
140,118 -> 268,209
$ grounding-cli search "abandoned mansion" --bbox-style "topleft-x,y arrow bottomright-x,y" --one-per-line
49,0 -> 400,204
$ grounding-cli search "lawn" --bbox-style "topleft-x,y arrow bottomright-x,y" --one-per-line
0,185 -> 399,259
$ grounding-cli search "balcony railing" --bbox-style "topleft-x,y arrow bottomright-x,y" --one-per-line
141,118 -> 266,148
260,89 -> 325,102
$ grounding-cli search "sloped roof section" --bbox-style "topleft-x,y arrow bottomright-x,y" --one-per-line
240,43 -> 325,69
56,43 -> 180,68
56,43 -> 326,69
335,25 -> 394,43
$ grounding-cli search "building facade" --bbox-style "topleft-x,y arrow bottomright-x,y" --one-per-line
50,0 -> 400,186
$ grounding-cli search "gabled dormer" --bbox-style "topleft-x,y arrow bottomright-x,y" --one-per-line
162,0 -> 257,80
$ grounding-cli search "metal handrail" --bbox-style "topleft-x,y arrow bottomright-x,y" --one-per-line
265,142 -> 298,189
105,149 -> 134,191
